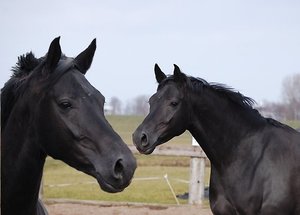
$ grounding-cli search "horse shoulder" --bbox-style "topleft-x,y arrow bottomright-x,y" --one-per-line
252,126 -> 300,213
215,127 -> 298,213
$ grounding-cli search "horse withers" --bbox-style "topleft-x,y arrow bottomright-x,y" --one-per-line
1,37 -> 136,215
133,64 -> 300,215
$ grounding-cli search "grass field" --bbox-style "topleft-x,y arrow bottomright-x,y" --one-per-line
43,115 -> 206,205
43,115 -> 299,204
44,158 -> 210,204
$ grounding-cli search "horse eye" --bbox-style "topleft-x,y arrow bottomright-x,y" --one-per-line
170,101 -> 178,107
59,101 -> 72,109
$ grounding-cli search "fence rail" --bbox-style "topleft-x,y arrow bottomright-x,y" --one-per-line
128,145 -> 207,158
128,144 -> 207,204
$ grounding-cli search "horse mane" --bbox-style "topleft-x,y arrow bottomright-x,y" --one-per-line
12,52 -> 42,78
187,78 -> 292,130
158,75 -> 256,110
189,77 -> 256,109
1,52 -> 42,129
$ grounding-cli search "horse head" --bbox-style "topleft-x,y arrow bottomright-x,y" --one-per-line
133,64 -> 191,154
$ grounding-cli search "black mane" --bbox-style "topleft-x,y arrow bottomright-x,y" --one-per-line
158,75 -> 256,110
1,52 -> 42,129
11,52 -> 41,78
189,77 -> 256,109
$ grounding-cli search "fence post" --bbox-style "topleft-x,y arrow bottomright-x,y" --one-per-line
188,138 -> 206,204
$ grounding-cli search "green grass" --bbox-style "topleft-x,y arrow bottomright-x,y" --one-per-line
44,158 -> 210,204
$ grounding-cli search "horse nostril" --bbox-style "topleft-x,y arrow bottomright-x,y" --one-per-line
141,132 -> 149,147
114,159 -> 124,180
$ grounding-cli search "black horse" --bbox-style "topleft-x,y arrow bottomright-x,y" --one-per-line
1,37 -> 137,215
133,64 -> 300,215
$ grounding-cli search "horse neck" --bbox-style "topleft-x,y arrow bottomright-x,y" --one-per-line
2,102 -> 46,214
187,88 -> 266,168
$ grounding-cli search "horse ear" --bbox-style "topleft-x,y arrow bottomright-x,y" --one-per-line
45,37 -> 61,72
75,38 -> 96,74
173,64 -> 187,83
154,64 -> 167,83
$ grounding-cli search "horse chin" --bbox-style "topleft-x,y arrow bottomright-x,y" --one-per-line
139,145 -> 156,155
97,180 -> 124,193
137,140 -> 162,155
94,172 -> 125,193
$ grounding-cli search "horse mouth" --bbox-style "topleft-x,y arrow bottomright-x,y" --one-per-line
98,180 -> 125,193
135,141 -> 159,155
94,173 -> 125,193
138,146 -> 156,155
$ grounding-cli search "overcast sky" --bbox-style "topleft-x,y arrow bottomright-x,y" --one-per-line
1,0 -> 300,105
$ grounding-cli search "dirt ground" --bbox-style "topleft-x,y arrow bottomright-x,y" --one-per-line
45,199 -> 213,215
